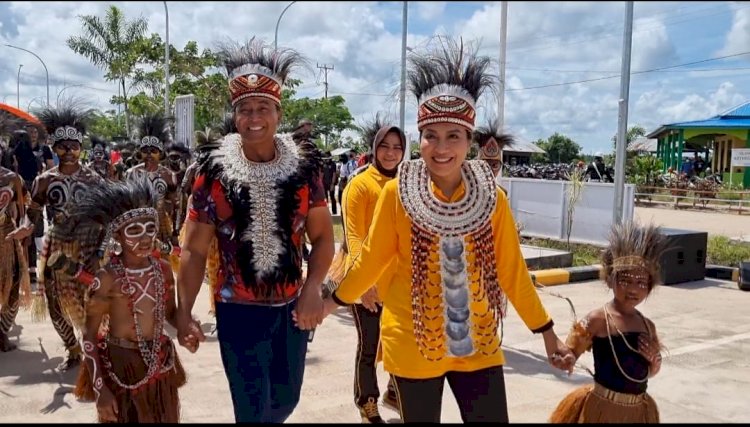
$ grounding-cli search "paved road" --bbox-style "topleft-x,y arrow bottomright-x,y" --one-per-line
1,277 -> 748,423
636,206 -> 750,241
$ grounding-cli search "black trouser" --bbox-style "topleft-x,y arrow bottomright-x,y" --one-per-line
328,188 -> 337,215
351,303 -> 395,407
391,366 -> 509,423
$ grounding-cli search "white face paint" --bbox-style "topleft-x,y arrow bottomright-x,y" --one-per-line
120,219 -> 157,255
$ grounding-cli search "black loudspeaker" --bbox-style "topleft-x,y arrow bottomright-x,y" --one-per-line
739,262 -> 750,291
658,228 -> 708,285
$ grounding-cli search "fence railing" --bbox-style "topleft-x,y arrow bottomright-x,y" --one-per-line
634,185 -> 750,214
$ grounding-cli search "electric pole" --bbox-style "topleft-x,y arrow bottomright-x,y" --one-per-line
317,63 -> 334,98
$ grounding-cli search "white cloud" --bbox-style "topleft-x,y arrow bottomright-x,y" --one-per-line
415,2 -> 447,22
0,1 -> 746,156
718,2 -> 750,57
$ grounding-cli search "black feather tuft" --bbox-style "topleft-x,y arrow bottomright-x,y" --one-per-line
473,117 -> 515,150
407,36 -> 496,103
135,112 -> 172,144
215,37 -> 306,85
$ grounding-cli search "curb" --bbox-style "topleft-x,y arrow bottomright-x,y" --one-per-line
705,264 -> 739,282
530,265 -> 602,286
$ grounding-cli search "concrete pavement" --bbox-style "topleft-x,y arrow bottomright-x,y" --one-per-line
635,206 -> 750,241
1,277 -> 748,423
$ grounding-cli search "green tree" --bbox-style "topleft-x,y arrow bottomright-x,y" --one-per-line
67,5 -> 148,136
88,109 -> 126,140
279,81 -> 355,147
130,35 -> 230,130
532,133 -> 582,164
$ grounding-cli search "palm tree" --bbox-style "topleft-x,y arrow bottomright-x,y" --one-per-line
67,5 -> 148,137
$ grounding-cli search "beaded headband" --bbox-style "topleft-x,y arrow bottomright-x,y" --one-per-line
417,83 -> 477,131
108,207 -> 158,236
611,255 -> 649,273
229,63 -> 283,107
51,126 -> 83,144
139,136 -> 164,152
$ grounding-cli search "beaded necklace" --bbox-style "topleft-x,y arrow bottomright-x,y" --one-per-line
603,303 -> 649,384
100,256 -> 174,390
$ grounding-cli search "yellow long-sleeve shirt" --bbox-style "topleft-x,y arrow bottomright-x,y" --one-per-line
341,165 -> 396,294
334,178 -> 552,379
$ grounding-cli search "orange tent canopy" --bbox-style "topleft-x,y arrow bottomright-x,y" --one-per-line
0,102 -> 41,126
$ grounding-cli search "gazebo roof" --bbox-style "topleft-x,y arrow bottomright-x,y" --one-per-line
646,101 -> 750,138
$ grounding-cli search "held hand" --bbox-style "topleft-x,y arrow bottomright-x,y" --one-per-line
544,332 -> 577,374
175,309 -> 205,353
360,287 -> 381,313
96,387 -> 119,422
292,285 -> 324,331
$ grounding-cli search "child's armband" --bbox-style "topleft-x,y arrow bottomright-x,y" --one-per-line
565,319 -> 593,355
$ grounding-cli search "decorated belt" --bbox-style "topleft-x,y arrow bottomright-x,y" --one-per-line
107,335 -> 165,350
593,382 -> 645,405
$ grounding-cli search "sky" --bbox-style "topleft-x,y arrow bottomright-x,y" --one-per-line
2,1 -> 750,154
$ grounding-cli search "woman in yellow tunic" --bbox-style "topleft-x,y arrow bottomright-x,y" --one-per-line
318,37 -> 575,423
339,115 -> 404,423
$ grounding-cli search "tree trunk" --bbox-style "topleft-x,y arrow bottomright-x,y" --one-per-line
121,78 -> 130,137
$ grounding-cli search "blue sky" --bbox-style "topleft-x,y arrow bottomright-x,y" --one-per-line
2,1 -> 749,155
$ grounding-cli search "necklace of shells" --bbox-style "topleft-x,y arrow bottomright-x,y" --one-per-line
398,159 -> 506,361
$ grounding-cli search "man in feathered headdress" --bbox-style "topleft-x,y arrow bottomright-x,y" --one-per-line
12,101 -> 104,371
473,118 -> 514,178
175,37 -> 334,423
89,135 -> 116,180
125,113 -> 180,266
112,138 -> 137,181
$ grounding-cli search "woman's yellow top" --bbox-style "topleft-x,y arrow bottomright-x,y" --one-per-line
341,165 -> 395,294
334,175 -> 552,379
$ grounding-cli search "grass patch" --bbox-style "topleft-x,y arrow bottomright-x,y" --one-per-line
707,236 -> 750,268
521,237 -> 603,267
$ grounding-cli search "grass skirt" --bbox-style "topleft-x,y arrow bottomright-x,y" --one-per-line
76,336 -> 186,423
550,383 -> 659,423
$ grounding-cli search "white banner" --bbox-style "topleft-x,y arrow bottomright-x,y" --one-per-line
731,148 -> 750,167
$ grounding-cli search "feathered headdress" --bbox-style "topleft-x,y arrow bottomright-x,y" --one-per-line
407,37 -> 496,131
135,112 -> 171,152
166,142 -> 191,157
601,221 -> 669,287
473,117 -> 514,161
90,135 -> 108,152
34,102 -> 89,146
66,178 -> 159,255
0,113 -> 21,138
216,37 -> 305,106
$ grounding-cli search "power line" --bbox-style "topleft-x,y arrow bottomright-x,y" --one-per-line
506,50 -> 750,92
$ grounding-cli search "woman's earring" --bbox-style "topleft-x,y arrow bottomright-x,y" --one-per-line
111,240 -> 123,256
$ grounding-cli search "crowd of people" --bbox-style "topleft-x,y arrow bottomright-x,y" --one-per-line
0,35 -> 668,424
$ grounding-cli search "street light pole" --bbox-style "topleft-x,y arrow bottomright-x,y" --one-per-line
57,84 -> 86,105
5,44 -> 49,106
164,1 -> 170,116
399,1 -> 409,159
497,1 -> 508,132
17,64 -> 23,109
275,1 -> 297,51
612,1 -> 634,225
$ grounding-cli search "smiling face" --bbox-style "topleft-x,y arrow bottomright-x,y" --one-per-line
53,140 -> 82,165
419,123 -> 471,181
234,98 -> 281,145
376,131 -> 404,172
114,216 -> 158,258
